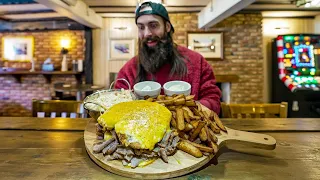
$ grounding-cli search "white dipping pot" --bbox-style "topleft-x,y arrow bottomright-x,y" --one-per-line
163,80 -> 191,96
133,81 -> 161,99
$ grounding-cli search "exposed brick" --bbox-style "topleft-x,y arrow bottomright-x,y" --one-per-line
1,13 -> 264,115
0,30 -> 85,116
170,13 -> 263,104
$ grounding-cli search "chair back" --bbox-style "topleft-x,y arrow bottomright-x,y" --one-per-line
221,102 -> 288,118
32,99 -> 86,118
52,82 -> 76,100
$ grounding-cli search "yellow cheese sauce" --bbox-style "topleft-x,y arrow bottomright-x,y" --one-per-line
103,131 -> 113,140
98,100 -> 172,150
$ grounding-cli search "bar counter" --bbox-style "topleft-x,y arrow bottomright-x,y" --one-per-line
0,117 -> 319,179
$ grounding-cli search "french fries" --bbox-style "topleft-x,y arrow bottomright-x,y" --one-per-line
157,95 -> 166,101
146,94 -> 227,158
208,121 -> 220,134
176,108 -> 185,131
190,121 -> 205,141
156,99 -> 174,105
207,128 -> 218,143
185,100 -> 196,107
171,117 -> 177,128
199,127 -> 208,142
174,98 -> 186,106
212,111 -> 227,132
183,140 -> 214,153
185,95 -> 195,101
177,141 -> 203,158
184,123 -> 193,132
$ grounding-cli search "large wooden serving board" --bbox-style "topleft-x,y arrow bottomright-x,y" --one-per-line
84,119 -> 276,179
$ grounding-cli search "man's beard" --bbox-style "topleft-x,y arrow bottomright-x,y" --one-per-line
138,35 -> 173,74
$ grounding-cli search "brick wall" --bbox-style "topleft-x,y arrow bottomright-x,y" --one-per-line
0,30 -> 85,116
170,13 -> 263,103
0,30 -> 85,69
0,13 -> 263,116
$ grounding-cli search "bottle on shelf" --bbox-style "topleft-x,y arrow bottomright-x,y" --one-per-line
61,54 -> 68,72
77,59 -> 83,72
72,60 -> 78,72
30,58 -> 35,72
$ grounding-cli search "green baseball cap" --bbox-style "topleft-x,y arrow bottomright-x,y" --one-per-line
135,1 -> 174,32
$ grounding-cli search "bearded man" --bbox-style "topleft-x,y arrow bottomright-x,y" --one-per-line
115,1 -> 222,114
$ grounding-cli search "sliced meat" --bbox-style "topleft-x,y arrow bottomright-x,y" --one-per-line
95,123 -> 103,131
158,131 -> 171,147
157,144 -> 166,148
112,152 -> 124,160
104,152 -> 123,161
165,146 -> 177,156
93,137 -> 115,153
140,149 -> 153,155
116,147 -> 134,156
134,149 -> 142,156
107,142 -> 119,155
102,142 -> 112,155
171,136 -> 180,147
153,147 -> 160,153
141,151 -> 158,158
96,131 -> 104,137
126,148 -> 134,156
115,147 -> 128,155
159,148 -> 168,163
130,157 -> 144,168
96,135 -> 104,140
111,130 -> 119,143
167,132 -> 175,145
104,155 -> 113,161
102,141 -> 118,155
124,154 -> 133,162
122,160 -> 129,166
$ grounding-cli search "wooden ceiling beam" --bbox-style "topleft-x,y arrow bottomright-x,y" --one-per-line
35,0 -> 103,28
0,3 -> 50,13
198,0 -> 256,29
92,6 -> 204,13
2,12 -> 64,20
245,4 -> 299,10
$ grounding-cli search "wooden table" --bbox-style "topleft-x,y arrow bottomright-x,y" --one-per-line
1,117 -> 319,179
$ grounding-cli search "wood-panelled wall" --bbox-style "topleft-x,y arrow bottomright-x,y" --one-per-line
93,18 -> 138,87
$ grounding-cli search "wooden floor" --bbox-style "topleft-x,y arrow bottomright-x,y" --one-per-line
0,117 -> 320,180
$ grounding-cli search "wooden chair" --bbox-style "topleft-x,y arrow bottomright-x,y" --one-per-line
32,99 -> 86,118
221,102 -> 288,118
52,82 -> 76,100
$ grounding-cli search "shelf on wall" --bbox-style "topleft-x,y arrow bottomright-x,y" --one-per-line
215,75 -> 239,83
0,68 -> 82,83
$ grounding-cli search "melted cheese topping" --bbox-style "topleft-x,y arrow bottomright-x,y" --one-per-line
98,100 -> 171,150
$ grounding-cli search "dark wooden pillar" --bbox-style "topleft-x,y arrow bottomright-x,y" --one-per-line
84,27 -> 93,96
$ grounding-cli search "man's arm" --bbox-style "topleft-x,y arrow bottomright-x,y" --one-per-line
114,58 -> 137,90
114,70 -> 131,90
198,57 -> 222,114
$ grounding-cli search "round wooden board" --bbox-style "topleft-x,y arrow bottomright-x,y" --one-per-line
84,119 -> 215,179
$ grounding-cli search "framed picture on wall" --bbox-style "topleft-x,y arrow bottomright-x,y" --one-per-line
187,32 -> 223,60
2,36 -> 34,62
109,39 -> 135,60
